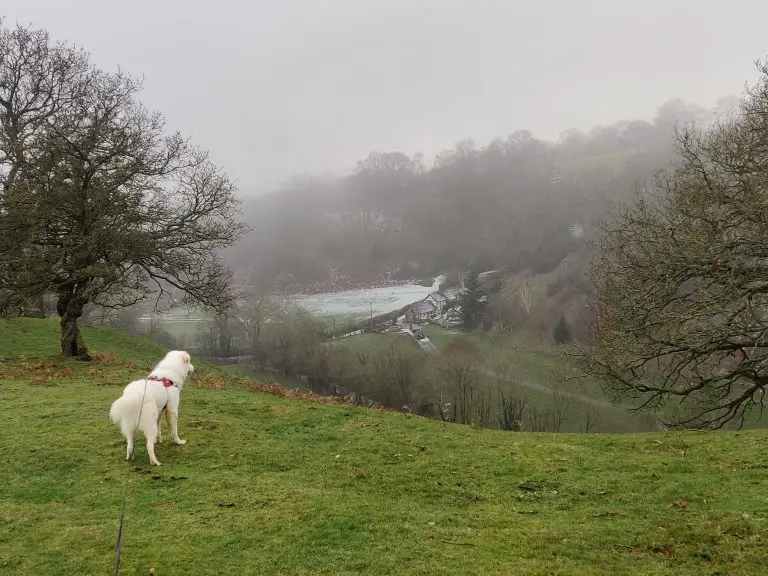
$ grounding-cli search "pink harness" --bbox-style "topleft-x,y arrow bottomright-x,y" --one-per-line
147,375 -> 175,388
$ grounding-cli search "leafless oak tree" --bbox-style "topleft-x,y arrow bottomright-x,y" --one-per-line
580,60 -> 768,428
0,23 -> 245,357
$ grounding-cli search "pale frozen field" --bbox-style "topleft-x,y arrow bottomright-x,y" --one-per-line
293,276 -> 444,319
139,276 -> 445,325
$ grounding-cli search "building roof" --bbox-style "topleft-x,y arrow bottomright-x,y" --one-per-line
428,292 -> 447,304
413,300 -> 436,314
442,287 -> 461,300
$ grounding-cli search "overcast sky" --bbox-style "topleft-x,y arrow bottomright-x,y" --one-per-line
5,0 -> 768,193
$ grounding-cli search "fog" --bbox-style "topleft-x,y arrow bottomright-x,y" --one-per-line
7,1 -> 768,435
4,0 -> 768,192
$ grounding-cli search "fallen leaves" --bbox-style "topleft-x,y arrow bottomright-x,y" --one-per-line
248,379 -> 355,405
194,373 -> 229,389
0,359 -> 77,384
0,351 -> 147,385
90,351 -> 141,370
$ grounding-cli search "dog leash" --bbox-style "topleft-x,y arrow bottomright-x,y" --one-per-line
113,378 -> 150,576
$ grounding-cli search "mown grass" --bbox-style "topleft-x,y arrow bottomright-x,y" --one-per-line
2,318 -> 768,575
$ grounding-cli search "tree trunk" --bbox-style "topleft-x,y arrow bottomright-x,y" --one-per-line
57,291 -> 91,359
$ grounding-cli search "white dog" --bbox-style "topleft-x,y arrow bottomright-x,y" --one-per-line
109,350 -> 194,466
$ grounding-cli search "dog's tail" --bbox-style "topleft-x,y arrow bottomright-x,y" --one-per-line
110,382 -> 156,435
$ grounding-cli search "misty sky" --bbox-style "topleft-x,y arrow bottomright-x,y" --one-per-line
4,0 -> 768,192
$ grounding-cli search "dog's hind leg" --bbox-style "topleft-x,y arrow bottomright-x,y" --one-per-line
145,422 -> 161,467
126,434 -> 134,461
169,411 -> 186,445
156,412 -> 163,444
121,422 -> 135,460
164,409 -> 172,442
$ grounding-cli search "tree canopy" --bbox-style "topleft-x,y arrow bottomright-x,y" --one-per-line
582,61 -> 768,428
0,22 -> 245,357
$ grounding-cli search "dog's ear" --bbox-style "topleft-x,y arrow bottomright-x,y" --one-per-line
184,352 -> 194,373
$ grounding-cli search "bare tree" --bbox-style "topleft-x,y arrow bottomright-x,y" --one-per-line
550,378 -> 574,432
582,405 -> 601,433
491,359 -> 525,430
580,60 -> 768,428
144,314 -> 177,350
527,405 -> 553,432
498,387 -> 526,431
473,389 -> 493,428
260,304 -> 321,378
366,339 -> 423,408
204,309 -> 238,357
434,338 -> 484,424
239,293 -> 278,369
0,23 -> 246,357
518,280 -> 536,316
0,23 -> 89,197
0,24 -> 89,317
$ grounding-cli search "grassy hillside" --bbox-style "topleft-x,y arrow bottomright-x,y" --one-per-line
2,319 -> 768,575
0,317 -> 168,362
417,325 -> 659,433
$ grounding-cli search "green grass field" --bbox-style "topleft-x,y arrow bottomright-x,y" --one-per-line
338,332 -> 419,356
420,325 -> 659,432
336,326 -> 768,433
317,312 -> 363,330
2,318 -> 768,574
422,325 -> 574,383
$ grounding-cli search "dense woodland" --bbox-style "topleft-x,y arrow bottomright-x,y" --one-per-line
231,97 -> 739,296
